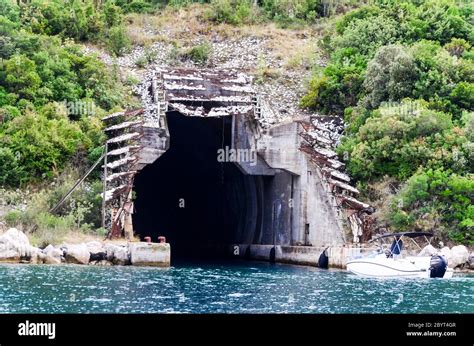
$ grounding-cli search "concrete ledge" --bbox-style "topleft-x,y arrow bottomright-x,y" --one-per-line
249,245 -> 274,261
231,244 -> 374,269
129,242 -> 170,267
276,246 -> 320,266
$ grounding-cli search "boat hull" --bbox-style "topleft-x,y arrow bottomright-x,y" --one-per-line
346,256 -> 453,278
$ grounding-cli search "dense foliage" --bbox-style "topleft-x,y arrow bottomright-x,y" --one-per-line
302,0 -> 473,244
0,1 -> 128,186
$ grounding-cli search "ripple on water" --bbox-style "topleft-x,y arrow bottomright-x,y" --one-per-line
0,263 -> 472,313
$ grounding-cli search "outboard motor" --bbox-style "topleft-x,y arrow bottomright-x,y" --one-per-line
429,255 -> 448,278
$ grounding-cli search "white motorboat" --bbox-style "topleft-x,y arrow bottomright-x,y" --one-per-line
346,232 -> 453,279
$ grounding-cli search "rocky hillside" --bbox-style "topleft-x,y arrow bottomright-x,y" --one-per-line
84,8 -> 324,126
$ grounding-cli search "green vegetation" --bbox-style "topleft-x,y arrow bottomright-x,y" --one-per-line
105,0 -> 358,26
301,0 -> 473,244
2,168 -> 105,246
0,1 -> 129,187
180,42 -> 212,65
0,1 -> 134,238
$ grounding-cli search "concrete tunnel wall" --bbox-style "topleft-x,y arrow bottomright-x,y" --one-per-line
256,121 -> 346,247
132,110 -> 346,258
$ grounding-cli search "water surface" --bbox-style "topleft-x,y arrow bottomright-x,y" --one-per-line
0,261 -> 472,313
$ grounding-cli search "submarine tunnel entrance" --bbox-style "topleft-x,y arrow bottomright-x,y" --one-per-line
133,112 -> 268,259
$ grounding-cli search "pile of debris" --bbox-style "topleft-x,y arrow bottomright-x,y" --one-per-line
102,109 -> 144,238
135,68 -> 257,121
84,31 -> 313,128
297,116 -> 375,243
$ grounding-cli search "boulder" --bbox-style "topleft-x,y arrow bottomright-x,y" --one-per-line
63,244 -> 90,265
41,245 -> 63,264
29,247 -> 43,264
43,244 -> 55,254
129,242 -> 170,267
43,244 -> 63,258
418,244 -> 438,257
0,228 -> 35,263
104,244 -> 130,265
440,246 -> 452,265
86,241 -> 107,261
450,245 -> 469,268
43,253 -> 61,265
90,260 -> 112,266
469,252 -> 474,270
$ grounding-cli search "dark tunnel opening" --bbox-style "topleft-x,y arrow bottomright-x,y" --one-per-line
133,112 -> 263,260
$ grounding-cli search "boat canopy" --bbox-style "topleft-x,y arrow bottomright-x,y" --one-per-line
369,232 -> 434,243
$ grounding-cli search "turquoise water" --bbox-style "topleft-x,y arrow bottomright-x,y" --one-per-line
0,261 -> 472,313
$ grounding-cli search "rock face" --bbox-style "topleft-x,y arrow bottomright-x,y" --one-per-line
42,244 -> 63,264
418,244 -> 438,257
90,260 -> 112,266
440,246 -> 452,266
86,241 -> 107,261
450,245 -> 469,268
105,244 -> 130,265
0,228 -> 37,263
129,242 -> 170,267
63,244 -> 90,265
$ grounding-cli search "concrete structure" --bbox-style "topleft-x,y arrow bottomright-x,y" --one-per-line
227,244 -> 374,268
101,68 -> 374,267
129,242 -> 170,267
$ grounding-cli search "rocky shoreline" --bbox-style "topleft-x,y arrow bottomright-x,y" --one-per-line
0,228 -> 170,267
1,228 -> 473,272
417,244 -> 474,272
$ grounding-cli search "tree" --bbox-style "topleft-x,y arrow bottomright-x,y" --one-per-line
364,45 -> 418,108
107,25 -> 131,56
3,54 -> 41,100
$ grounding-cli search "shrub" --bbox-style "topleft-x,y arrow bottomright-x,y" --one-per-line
301,48 -> 366,114
303,1 -> 473,116
126,1 -> 154,14
107,25 -> 132,56
3,168 -> 105,245
333,15 -> 400,57
0,147 -> 23,186
0,112 -> 91,185
364,45 -> 418,109
4,210 -> 22,227
444,38 -> 471,57
207,0 -> 260,25
181,42 -> 212,65
3,54 -> 41,101
409,41 -> 460,102
339,101 -> 468,181
261,0 -> 321,24
386,169 -> 474,245
449,82 -> 474,112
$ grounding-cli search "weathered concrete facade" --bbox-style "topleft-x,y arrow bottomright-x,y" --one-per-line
102,68 -> 373,265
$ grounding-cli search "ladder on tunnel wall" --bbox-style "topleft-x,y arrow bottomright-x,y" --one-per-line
102,109 -> 145,239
